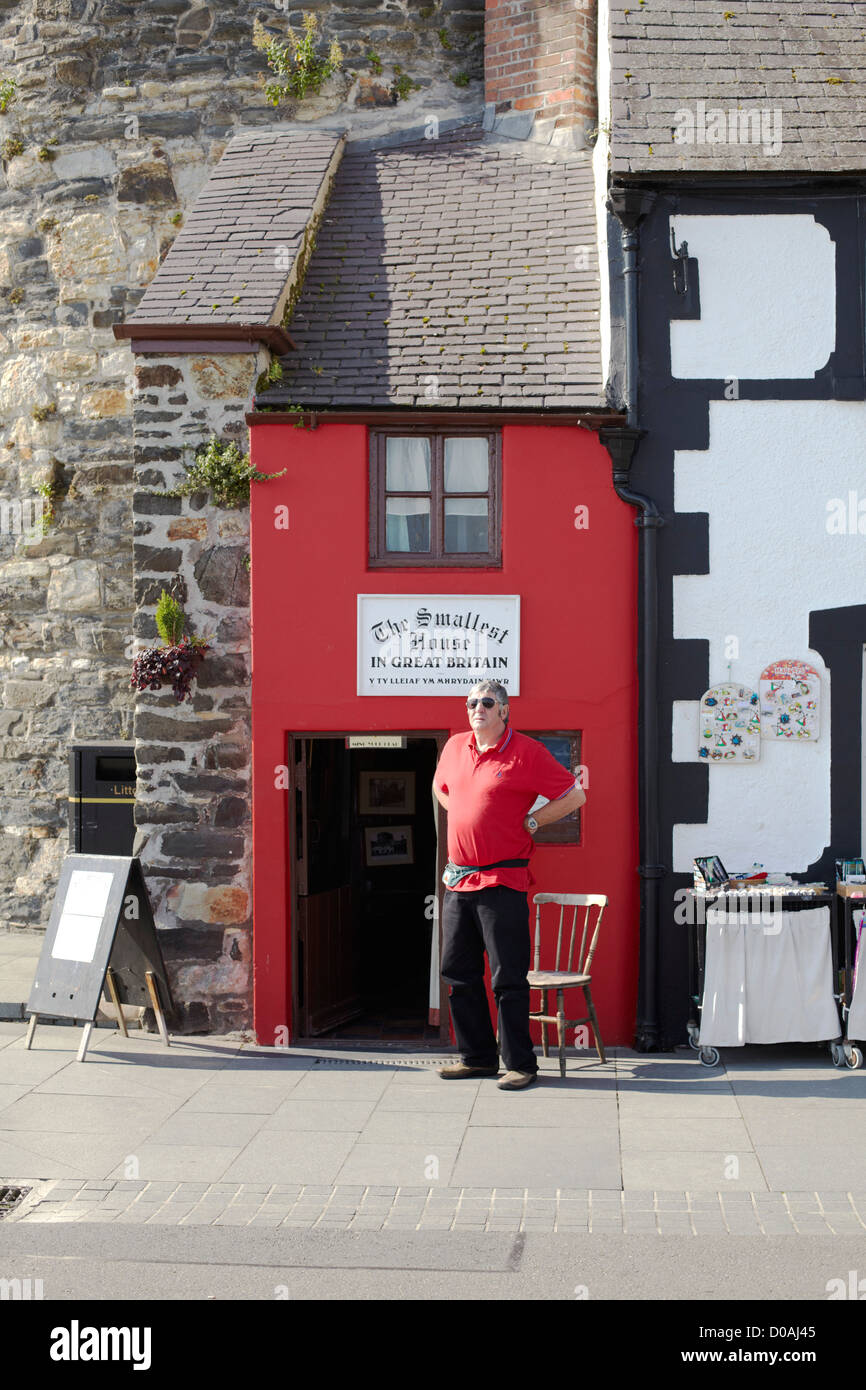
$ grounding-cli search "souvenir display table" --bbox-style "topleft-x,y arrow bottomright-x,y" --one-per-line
685,885 -> 841,1066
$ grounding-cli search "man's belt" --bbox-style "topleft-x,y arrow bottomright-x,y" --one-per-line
442,857 -> 530,889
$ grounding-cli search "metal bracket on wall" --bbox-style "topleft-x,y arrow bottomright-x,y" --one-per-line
670,227 -> 689,295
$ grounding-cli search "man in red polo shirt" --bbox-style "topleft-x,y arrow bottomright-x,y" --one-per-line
433,679 -> 586,1089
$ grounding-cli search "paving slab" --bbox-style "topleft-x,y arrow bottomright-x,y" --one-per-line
334,1143 -> 459,1186
262,1098 -> 378,1131
451,1126 -> 620,1188
468,1094 -> 617,1128
0,1047 -> 77,1086
375,1085 -> 478,1113
0,1091 -> 178,1134
0,1128 -> 156,1180
288,1071 -> 397,1101
0,1082 -> 32,1111
738,1104 -> 866,1146
621,1149 -> 768,1191
755,1144 -> 866,1191
105,1143 -> 245,1183
355,1109 -> 468,1146
618,1116 -> 754,1152
221,1131 -> 359,1184
615,1088 -> 741,1116
141,1111 -> 270,1148
178,1084 -> 299,1115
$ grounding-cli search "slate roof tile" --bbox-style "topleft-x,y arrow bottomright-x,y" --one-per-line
258,123 -> 604,411
127,128 -> 343,326
611,0 -> 866,173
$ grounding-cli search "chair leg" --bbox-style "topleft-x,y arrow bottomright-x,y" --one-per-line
556,989 -> 566,1079
540,989 -> 549,1058
584,985 -> 605,1063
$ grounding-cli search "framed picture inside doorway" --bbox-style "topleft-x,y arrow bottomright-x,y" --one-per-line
359,770 -> 415,815
364,825 -> 414,866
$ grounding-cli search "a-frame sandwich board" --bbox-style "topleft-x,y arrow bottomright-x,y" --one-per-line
25,854 -> 174,1061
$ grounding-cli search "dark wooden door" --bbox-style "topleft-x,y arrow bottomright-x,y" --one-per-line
291,738 -> 361,1035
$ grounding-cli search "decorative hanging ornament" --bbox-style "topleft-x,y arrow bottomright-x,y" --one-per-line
758,659 -> 820,741
698,683 -> 761,763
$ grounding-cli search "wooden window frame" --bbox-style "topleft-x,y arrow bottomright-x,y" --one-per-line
369,428 -> 502,568
526,730 -> 583,845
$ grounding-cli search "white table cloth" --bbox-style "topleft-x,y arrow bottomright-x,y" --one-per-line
699,905 -> 839,1046
845,910 -> 866,1041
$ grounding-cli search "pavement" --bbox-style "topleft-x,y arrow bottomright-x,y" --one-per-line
0,929 -> 41,1021
2,1014 -> 866,1236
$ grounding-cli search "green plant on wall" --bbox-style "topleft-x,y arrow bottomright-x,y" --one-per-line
1,135 -> 23,162
255,356 -> 283,395
30,458 -> 65,536
252,12 -> 343,105
0,77 -> 16,113
391,65 -> 421,102
130,587 -> 210,704
155,589 -> 187,647
151,436 -> 287,509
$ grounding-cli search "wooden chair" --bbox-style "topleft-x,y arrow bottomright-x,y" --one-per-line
528,893 -> 607,1077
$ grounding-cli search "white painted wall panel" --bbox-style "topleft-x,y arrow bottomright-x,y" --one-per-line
669,215 -> 835,380
671,399 -> 866,872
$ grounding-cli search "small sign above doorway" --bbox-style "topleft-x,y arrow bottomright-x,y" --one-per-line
346,735 -> 408,749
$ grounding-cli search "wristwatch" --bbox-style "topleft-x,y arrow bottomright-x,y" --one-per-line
526,815 -> 539,833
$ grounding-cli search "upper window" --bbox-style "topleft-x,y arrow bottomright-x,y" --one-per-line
369,431 -> 501,567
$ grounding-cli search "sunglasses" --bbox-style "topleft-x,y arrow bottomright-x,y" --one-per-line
466,697 -> 497,710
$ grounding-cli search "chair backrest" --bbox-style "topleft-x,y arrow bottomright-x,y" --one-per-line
531,893 -> 608,975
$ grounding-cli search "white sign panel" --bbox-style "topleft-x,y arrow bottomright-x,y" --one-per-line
358,595 -> 520,696
51,869 -> 113,963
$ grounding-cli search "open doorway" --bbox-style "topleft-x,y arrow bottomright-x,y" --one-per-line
289,733 -> 449,1044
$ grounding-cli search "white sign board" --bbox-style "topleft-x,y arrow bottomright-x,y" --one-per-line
51,869 -> 114,963
358,595 -> 520,696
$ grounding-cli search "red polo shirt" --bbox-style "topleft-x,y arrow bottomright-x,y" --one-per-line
433,725 -> 577,893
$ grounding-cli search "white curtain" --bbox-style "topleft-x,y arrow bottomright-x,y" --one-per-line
386,437 -> 430,490
699,906 -> 839,1046
846,910 -> 866,1040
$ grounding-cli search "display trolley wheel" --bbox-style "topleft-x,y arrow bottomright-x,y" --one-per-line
846,1046 -> 863,1070
830,1042 -> 845,1067
687,1022 -> 700,1050
699,1046 -> 720,1067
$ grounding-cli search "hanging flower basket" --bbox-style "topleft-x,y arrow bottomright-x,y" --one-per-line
130,636 -> 210,704
129,587 -> 210,704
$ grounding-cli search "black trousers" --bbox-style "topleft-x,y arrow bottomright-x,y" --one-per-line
440,884 -> 538,1075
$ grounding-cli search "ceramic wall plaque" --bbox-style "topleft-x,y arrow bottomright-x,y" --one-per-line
698,684 -> 761,762
759,659 -> 820,741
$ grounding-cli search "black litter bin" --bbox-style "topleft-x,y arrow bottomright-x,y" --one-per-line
68,742 -> 137,855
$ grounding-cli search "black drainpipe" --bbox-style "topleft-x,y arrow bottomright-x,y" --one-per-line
600,184 -> 665,1052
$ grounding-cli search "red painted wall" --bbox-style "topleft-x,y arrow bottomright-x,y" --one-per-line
249,421 -> 639,1047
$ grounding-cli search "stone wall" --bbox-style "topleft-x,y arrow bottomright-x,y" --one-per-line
131,347 -> 268,1034
0,0 -> 483,1028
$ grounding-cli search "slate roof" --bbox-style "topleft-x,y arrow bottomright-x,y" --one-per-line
128,129 -> 344,325
610,0 -> 866,175
258,123 -> 605,411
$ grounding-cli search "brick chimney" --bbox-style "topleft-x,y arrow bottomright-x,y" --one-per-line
484,0 -> 598,131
